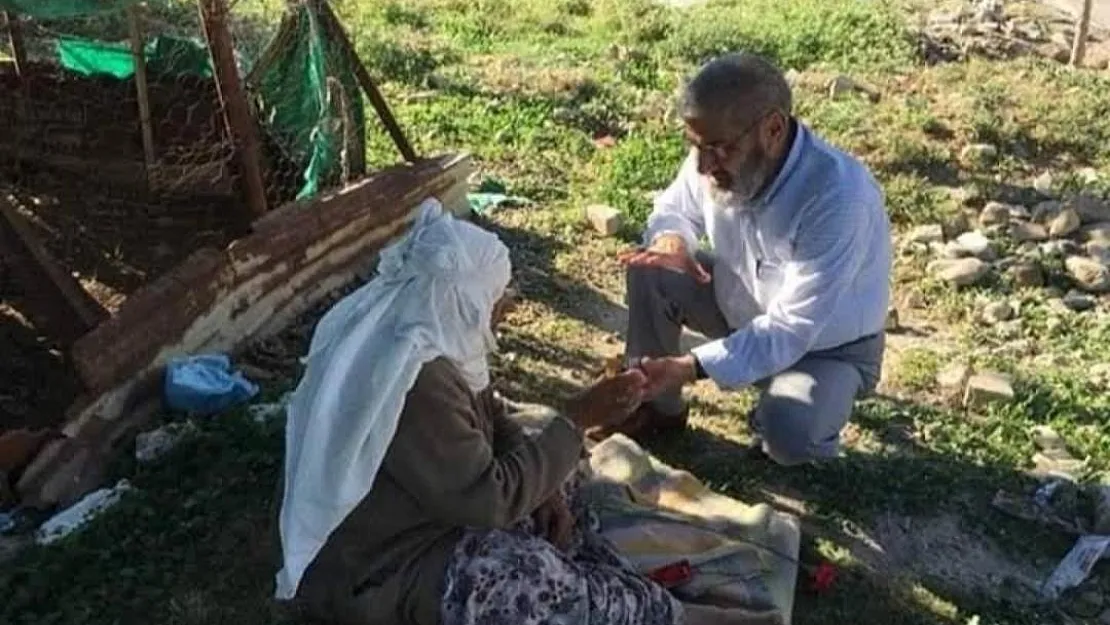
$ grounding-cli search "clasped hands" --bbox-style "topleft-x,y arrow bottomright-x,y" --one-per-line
563,234 -> 708,433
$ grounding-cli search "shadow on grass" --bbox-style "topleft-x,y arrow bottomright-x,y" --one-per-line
491,325 -> 1062,625
484,217 -> 706,349
877,152 -> 962,188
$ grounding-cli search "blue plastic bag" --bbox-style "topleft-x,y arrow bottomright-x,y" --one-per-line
164,354 -> 259,416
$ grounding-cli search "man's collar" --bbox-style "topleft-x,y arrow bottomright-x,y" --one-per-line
754,119 -> 805,206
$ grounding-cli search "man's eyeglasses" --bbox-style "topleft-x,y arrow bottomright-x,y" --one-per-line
687,111 -> 777,162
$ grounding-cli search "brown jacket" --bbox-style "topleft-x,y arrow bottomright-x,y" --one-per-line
291,356 -> 583,625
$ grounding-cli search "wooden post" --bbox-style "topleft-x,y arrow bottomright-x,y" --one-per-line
317,1 -> 418,163
127,6 -> 157,182
2,10 -> 27,77
0,196 -> 109,346
1070,0 -> 1094,66
197,0 -> 268,220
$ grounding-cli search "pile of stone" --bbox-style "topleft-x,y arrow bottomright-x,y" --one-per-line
935,360 -> 1016,409
918,0 -> 1110,69
914,183 -> 1110,313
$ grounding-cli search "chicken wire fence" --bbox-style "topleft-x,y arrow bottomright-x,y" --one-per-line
1,0 -> 370,220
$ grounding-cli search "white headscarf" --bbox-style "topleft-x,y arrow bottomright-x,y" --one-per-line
275,199 -> 512,599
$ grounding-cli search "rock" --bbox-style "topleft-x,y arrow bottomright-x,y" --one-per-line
1007,204 -> 1031,220
1071,193 -> 1110,225
1033,171 -> 1054,196
955,230 -> 995,259
585,204 -> 622,236
135,422 -> 198,463
1042,240 -> 1082,258
936,362 -> 970,392
943,212 -> 972,239
1012,20 -> 1045,41
1083,222 -> 1110,244
1087,241 -> 1110,265
1016,241 -> 1041,258
885,306 -> 899,331
826,75 -> 880,102
948,186 -> 983,207
1066,256 -> 1110,293
827,75 -> 852,97
1008,261 -> 1045,288
938,240 -> 970,259
1062,290 -> 1097,312
961,143 -> 998,167
1032,425 -> 1067,452
909,224 -> 945,244
931,257 -> 989,286
1048,208 -> 1081,238
1033,200 -> 1063,224
1009,221 -> 1048,242
979,201 -> 1011,227
783,68 -> 802,87
964,371 -> 1015,408
982,300 -> 1014,324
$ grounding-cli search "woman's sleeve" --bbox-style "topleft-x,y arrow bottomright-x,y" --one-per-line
382,360 -> 583,528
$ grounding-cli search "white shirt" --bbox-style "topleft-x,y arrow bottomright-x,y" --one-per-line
645,122 -> 892,388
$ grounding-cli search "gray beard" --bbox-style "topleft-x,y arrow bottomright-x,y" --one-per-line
706,170 -> 768,208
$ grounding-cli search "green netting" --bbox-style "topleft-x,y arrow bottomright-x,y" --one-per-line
0,0 -> 142,19
251,4 -> 366,200
8,0 -> 366,202
56,35 -> 212,79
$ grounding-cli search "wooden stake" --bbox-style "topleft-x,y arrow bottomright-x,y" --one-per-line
198,0 -> 268,220
1070,0 -> 1094,66
317,1 -> 418,163
2,10 -> 27,77
0,196 -> 109,346
127,6 -> 157,182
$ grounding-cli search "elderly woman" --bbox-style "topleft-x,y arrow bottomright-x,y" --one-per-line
275,201 -> 772,625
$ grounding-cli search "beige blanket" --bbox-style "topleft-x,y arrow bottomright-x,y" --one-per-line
582,435 -> 800,624
510,406 -> 800,623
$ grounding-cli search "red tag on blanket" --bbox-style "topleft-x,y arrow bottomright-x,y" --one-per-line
647,560 -> 693,588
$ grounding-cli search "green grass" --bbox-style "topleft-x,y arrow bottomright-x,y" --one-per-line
6,0 -> 1110,624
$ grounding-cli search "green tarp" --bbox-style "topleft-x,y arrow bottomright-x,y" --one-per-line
57,35 -> 212,79
8,0 -> 365,202
251,4 -> 366,200
0,0 -> 143,19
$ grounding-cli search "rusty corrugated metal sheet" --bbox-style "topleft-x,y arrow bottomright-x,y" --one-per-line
17,153 -> 473,508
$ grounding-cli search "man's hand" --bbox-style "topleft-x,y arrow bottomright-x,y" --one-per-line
533,491 -> 575,551
637,355 -> 699,399
564,369 -> 648,431
618,233 -> 711,284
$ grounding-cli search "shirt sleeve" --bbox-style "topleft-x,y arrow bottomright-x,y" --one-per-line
691,191 -> 873,388
643,150 -> 706,252
383,361 -> 583,529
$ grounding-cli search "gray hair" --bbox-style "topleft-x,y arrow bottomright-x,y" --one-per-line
680,53 -> 792,129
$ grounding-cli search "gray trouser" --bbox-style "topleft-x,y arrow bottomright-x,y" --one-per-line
625,253 -> 884,466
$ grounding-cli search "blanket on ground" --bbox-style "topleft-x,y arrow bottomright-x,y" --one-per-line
509,407 -> 799,624
582,434 -> 800,624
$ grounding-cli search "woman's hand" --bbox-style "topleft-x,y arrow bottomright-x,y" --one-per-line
564,369 -> 648,431
533,491 -> 575,551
